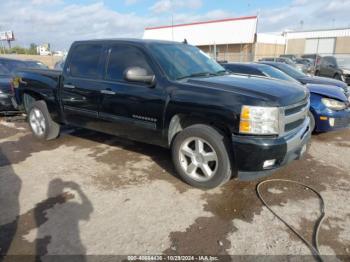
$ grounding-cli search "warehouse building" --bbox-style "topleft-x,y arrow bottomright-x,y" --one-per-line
284,27 -> 350,56
143,16 -> 286,62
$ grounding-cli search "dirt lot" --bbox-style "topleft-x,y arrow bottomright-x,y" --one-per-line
0,115 -> 349,260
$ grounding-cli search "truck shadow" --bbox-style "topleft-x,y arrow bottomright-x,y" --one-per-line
0,147 -> 21,257
0,145 -> 92,259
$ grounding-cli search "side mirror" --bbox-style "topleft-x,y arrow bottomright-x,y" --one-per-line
124,67 -> 155,86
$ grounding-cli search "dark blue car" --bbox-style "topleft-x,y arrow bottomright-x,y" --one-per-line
221,62 -> 350,132
0,57 -> 48,112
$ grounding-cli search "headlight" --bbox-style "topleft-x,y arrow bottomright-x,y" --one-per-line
321,98 -> 347,111
0,89 -> 8,98
239,105 -> 280,135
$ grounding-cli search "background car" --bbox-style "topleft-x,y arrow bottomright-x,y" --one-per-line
54,59 -> 65,70
315,55 -> 350,85
301,54 -> 322,66
0,58 -> 29,111
260,61 -> 349,96
259,57 -> 296,66
24,60 -> 49,69
295,58 -> 315,74
221,62 -> 350,133
280,54 -> 298,62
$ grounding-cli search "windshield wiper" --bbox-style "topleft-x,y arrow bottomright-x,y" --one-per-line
215,70 -> 228,75
176,71 -> 221,80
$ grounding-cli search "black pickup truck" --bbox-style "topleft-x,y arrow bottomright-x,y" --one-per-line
12,39 -> 311,188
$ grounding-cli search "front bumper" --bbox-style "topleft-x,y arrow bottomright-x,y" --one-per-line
0,93 -> 14,111
314,107 -> 350,132
344,75 -> 350,86
232,117 -> 311,181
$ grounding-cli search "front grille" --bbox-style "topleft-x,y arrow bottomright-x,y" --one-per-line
335,117 -> 350,128
285,119 -> 305,132
281,98 -> 310,135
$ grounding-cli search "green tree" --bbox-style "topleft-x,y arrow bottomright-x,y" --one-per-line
28,43 -> 38,55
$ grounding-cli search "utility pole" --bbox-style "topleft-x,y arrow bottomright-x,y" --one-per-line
171,0 -> 174,41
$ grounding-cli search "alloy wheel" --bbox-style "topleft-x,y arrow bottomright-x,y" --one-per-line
179,137 -> 218,182
29,108 -> 46,136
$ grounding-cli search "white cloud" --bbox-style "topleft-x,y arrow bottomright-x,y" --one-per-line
150,0 -> 202,14
31,0 -> 63,5
0,1 -> 159,50
124,0 -> 139,6
257,0 -> 350,32
0,0 -> 349,50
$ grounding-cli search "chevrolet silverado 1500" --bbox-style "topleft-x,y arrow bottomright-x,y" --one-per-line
12,39 -> 311,188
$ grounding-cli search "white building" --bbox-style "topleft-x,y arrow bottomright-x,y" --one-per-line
36,43 -> 51,56
143,16 -> 286,61
284,27 -> 350,55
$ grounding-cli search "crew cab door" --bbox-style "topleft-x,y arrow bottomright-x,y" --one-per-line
61,43 -> 106,128
98,44 -> 167,146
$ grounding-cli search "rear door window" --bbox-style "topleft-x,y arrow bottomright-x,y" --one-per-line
69,44 -> 103,79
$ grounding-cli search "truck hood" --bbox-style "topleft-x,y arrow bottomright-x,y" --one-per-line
298,75 -> 348,89
187,75 -> 308,107
306,84 -> 348,102
0,76 -> 12,93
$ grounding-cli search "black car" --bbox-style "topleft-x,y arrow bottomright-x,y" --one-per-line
12,39 -> 311,188
260,61 -> 349,95
0,58 -> 30,111
221,62 -> 299,83
316,55 -> 350,85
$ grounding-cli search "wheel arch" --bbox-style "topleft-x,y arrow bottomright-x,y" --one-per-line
167,113 -> 232,147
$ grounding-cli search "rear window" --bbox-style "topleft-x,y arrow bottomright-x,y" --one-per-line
69,44 -> 103,79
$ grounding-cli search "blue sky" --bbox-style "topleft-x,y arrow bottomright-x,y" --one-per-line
0,0 -> 349,50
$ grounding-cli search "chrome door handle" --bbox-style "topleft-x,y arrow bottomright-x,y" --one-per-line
64,84 -> 75,89
100,90 -> 116,95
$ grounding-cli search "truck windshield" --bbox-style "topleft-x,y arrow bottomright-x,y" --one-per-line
149,43 -> 225,81
257,65 -> 299,83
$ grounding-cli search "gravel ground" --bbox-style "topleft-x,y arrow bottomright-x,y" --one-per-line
0,116 -> 349,261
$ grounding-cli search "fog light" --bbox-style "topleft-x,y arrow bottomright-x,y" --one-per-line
263,159 -> 276,169
329,118 -> 335,127
320,116 -> 328,121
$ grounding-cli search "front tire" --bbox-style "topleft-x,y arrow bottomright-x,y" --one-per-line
334,74 -> 342,81
28,100 -> 60,140
172,124 -> 232,189
308,111 -> 316,133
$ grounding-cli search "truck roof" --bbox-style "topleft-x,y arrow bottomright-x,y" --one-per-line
72,38 -> 181,46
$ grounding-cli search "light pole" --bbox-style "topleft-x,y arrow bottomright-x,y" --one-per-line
171,0 -> 174,41
0,26 -> 4,54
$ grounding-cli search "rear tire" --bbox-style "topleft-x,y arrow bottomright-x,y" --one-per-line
28,100 -> 60,140
171,124 -> 232,189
